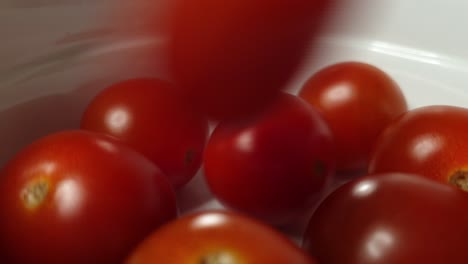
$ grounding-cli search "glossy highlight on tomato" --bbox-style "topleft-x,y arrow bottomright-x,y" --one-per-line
0,130 -> 177,264
169,0 -> 332,120
299,62 -> 407,172
204,93 -> 335,226
81,78 -> 209,189
126,210 -> 318,264
304,173 -> 468,264
368,105 -> 468,191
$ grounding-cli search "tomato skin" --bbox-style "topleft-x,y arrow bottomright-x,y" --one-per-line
303,173 -> 468,264
204,93 -> 335,226
368,105 -> 468,190
0,130 -> 177,264
299,62 -> 407,172
169,0 -> 332,120
81,78 -> 209,189
126,210 -> 317,264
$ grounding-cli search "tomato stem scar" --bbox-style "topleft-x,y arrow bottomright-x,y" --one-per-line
21,179 -> 50,209
449,170 -> 468,192
200,252 -> 237,264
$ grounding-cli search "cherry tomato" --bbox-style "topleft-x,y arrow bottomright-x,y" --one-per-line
303,173 -> 468,264
0,130 -> 177,264
299,62 -> 407,172
368,105 -> 468,191
126,210 -> 317,264
81,78 -> 209,189
204,93 -> 335,226
169,0 -> 332,120
369,105 -> 467,183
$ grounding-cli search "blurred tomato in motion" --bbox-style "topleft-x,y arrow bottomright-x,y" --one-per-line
81,78 -> 209,189
169,0 -> 333,120
0,130 -> 177,264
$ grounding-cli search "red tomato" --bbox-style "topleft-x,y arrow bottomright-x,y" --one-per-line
81,78 -> 209,189
299,62 -> 407,172
169,0 -> 332,120
0,130 -> 177,264
368,105 -> 468,191
204,93 -> 335,226
303,173 -> 468,264
126,210 -> 317,264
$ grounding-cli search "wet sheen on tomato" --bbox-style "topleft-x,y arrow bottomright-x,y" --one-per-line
126,211 -> 318,264
299,62 -> 407,172
0,130 -> 177,264
304,173 -> 468,264
81,78 -> 209,189
204,93 -> 335,226
369,105 -> 468,191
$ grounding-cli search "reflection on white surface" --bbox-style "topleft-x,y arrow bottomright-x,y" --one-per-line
83,37 -> 167,59
352,180 -> 377,197
411,134 -> 443,162
369,41 -> 442,66
54,178 -> 84,218
319,36 -> 468,75
236,130 -> 254,152
192,213 -> 226,229
105,107 -> 131,134
321,82 -> 354,108
366,227 -> 395,260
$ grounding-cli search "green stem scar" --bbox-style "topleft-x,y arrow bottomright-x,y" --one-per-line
21,179 -> 50,210
449,170 -> 468,192
200,252 -> 237,264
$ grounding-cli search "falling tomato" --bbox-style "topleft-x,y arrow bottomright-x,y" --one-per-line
169,0 -> 333,120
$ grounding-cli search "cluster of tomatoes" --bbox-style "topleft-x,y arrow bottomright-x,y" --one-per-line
2,0 -> 468,263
